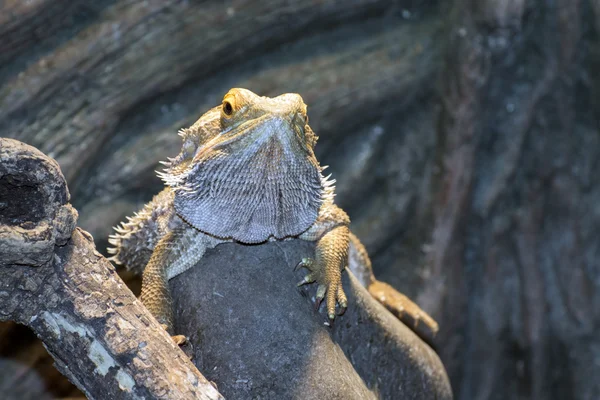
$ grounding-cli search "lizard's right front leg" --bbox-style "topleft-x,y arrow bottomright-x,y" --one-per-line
141,233 -> 174,328
141,230 -> 185,344
140,227 -> 223,344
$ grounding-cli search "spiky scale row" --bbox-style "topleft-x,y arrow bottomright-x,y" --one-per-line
107,189 -> 177,274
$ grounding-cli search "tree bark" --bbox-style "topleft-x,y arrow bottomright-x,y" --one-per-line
0,138 -> 223,400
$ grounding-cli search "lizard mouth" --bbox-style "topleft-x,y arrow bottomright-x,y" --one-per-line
208,110 -> 313,157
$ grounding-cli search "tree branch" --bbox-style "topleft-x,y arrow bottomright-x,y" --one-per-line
0,138 -> 222,400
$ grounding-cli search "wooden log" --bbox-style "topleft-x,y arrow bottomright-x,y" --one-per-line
0,138 -> 223,400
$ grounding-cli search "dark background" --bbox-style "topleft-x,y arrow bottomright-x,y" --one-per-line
1,0 -> 599,399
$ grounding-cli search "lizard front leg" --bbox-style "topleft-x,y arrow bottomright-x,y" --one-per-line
141,229 -> 185,344
140,226 -> 222,343
140,243 -> 170,328
298,204 -> 350,320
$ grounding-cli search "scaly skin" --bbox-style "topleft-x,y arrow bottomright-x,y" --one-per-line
108,88 -> 438,341
297,202 -> 350,319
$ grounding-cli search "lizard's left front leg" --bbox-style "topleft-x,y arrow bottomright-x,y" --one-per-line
141,226 -> 222,344
298,204 -> 350,320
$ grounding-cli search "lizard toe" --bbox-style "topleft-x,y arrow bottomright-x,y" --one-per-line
294,257 -> 314,272
297,272 -> 317,286
171,334 -> 188,346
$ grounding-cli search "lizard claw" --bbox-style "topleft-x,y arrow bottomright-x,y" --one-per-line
295,257 -> 313,271
327,314 -> 335,329
296,258 -> 316,286
297,272 -> 316,287
314,284 -> 327,311
295,256 -> 346,325
315,296 -> 323,311
336,285 -> 347,315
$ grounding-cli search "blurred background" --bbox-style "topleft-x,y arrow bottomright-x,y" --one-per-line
1,0 -> 599,399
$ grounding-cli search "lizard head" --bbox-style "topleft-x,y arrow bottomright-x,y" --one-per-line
158,88 -> 334,243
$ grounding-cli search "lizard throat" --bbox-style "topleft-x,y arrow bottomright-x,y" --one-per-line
171,134 -> 325,243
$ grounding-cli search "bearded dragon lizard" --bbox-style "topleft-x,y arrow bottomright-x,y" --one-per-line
107,88 -> 438,342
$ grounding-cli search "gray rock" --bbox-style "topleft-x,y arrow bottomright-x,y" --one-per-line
172,240 -> 452,400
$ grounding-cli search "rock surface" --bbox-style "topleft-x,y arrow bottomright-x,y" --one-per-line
172,240 -> 452,400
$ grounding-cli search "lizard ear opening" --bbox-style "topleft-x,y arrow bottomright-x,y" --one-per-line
172,137 -> 324,243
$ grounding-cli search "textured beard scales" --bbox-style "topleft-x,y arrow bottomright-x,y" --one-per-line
170,137 -> 328,243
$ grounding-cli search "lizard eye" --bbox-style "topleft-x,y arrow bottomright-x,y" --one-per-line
222,100 -> 234,117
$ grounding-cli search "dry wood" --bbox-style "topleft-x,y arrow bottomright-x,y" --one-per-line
0,138 -> 223,400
